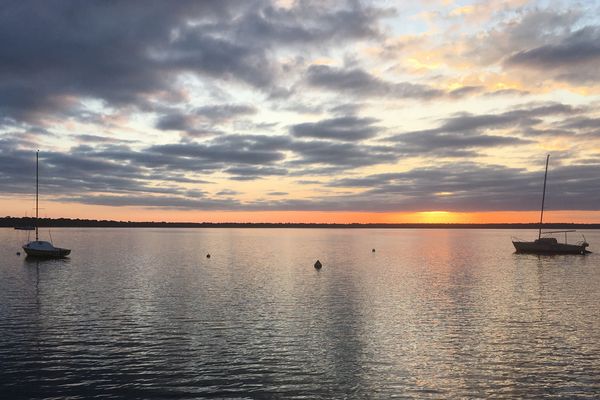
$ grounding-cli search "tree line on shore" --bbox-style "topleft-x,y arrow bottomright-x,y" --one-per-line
2,216 -> 599,229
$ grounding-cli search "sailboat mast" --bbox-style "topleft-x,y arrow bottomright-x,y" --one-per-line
538,154 -> 549,240
35,150 -> 39,241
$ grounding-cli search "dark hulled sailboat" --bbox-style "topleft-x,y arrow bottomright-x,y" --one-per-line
512,155 -> 590,255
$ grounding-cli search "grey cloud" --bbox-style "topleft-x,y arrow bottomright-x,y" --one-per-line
397,133 -> 528,156
506,26 -> 600,68
73,134 -> 135,144
558,116 -> 600,134
0,143 -> 176,198
194,104 -> 257,121
433,103 -> 573,133
163,27 -> 276,88
448,86 -> 483,97
216,189 -> 242,196
104,131 -> 398,176
0,1 -> 388,123
324,162 -> 600,212
231,1 -> 386,46
288,139 -> 397,169
5,131 -> 600,212
485,89 -> 531,97
224,165 -> 288,181
385,103 -> 575,155
465,8 -> 600,84
76,132 -> 396,183
328,103 -> 364,115
466,9 -> 581,66
59,159 -> 600,212
0,2 -> 234,116
156,113 -> 192,131
306,65 -> 444,99
523,115 -> 600,138
148,135 -> 289,165
154,111 -> 225,137
291,116 -> 380,141
0,136 -> 213,203
57,194 -> 241,210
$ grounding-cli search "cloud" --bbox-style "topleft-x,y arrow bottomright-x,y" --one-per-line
73,134 -> 134,144
216,189 -> 242,196
485,89 -> 530,97
324,162 -> 600,212
328,103 -> 365,115
557,116 -> 600,134
229,0 -> 387,46
288,139 -> 397,169
5,129 -> 600,213
154,104 -> 256,136
455,7 -> 600,86
448,86 -> 483,97
0,1 -> 389,123
505,26 -> 600,83
464,9 -> 581,66
384,102 -> 575,156
224,165 -> 288,180
291,116 -> 380,141
57,194 -> 241,210
1,128 -> 404,201
148,135 -> 289,165
305,65 -> 444,99
59,159 -> 600,212
194,104 -> 257,121
155,113 -> 193,131
0,138 -> 189,199
160,27 -> 277,88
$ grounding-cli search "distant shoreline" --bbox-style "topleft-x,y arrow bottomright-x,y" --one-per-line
2,216 -> 600,229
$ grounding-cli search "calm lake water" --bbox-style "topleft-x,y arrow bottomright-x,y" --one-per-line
1,228 -> 599,399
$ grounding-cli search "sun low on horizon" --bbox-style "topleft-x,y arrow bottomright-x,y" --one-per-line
1,0 -> 600,224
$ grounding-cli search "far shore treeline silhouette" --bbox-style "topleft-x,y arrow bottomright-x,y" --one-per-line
2,216 -> 600,229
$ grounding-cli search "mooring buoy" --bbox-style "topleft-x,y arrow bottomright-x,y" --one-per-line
314,260 -> 322,269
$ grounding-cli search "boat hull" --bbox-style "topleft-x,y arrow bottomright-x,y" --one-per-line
22,241 -> 71,258
23,247 -> 71,258
512,241 -> 589,255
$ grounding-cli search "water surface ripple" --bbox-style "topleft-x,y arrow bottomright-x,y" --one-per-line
1,228 -> 599,398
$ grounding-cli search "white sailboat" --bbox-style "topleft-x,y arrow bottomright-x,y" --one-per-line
22,151 -> 71,258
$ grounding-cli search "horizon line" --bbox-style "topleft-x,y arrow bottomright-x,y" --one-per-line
3,216 -> 600,229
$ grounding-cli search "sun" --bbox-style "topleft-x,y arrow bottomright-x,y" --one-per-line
415,211 -> 462,224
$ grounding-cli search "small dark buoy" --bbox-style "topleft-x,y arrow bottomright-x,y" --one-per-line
16,252 -> 21,256
314,260 -> 322,269
206,254 -> 211,258
372,248 -> 375,253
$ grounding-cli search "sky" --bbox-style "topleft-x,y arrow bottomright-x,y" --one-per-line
1,0 -> 600,223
